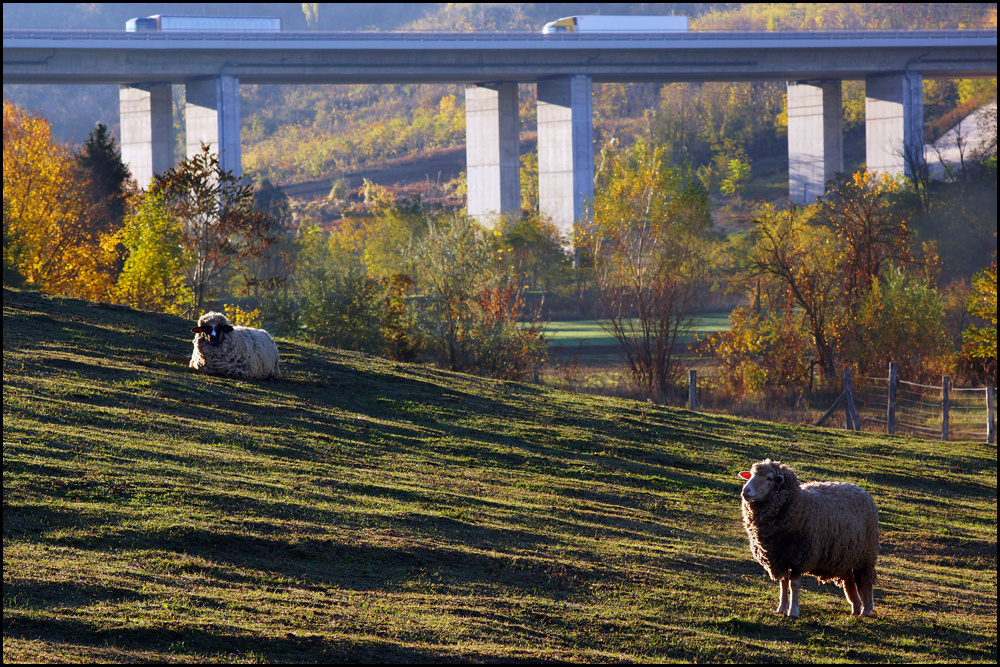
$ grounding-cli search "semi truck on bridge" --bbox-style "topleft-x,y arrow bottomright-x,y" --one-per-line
125,15 -> 281,32
542,15 -> 688,34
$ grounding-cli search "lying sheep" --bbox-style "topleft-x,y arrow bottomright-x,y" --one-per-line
739,458 -> 879,618
189,311 -> 279,380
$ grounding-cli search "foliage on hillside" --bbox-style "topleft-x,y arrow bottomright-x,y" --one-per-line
238,2 -> 997,186
703,168 -> 997,394
3,287 -> 997,663
242,86 -> 468,183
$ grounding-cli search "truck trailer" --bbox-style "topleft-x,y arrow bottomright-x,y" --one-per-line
126,15 -> 282,32
542,15 -> 688,34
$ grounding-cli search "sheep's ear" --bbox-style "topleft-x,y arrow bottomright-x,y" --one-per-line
738,471 -> 751,480
221,325 -> 235,333
191,327 -> 203,333
776,474 -> 785,487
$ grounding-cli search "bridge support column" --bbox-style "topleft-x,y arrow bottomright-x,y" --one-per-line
185,75 -> 241,175
537,75 -> 594,239
119,82 -> 174,188
465,82 -> 521,222
865,71 -> 924,177
787,80 -> 843,204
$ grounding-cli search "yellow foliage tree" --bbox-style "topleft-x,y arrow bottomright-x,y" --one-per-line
106,190 -> 188,314
584,138 -> 716,396
3,101 -> 116,299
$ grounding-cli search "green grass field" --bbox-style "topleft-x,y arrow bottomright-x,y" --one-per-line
3,288 -> 996,663
545,313 -> 732,350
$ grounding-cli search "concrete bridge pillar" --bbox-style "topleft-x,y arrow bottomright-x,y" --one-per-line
865,71 -> 924,177
465,82 -> 521,222
787,80 -> 843,204
185,75 -> 241,175
537,74 -> 594,238
119,82 -> 174,188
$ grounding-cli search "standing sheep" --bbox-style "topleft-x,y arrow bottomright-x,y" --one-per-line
738,458 -> 879,618
189,311 -> 280,380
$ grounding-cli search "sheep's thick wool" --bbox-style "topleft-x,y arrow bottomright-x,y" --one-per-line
739,459 -> 879,617
190,311 -> 280,380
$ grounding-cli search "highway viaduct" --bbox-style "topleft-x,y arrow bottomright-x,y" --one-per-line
3,28 -> 996,234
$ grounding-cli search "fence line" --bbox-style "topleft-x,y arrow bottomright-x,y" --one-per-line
850,362 -> 996,442
683,362 -> 995,442
898,379 -> 943,391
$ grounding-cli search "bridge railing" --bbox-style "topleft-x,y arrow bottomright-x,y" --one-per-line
5,28 -> 997,43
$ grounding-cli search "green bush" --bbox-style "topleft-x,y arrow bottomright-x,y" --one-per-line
854,267 -> 950,383
265,261 -> 397,357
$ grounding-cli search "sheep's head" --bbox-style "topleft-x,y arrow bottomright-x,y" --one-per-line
191,311 -> 234,347
739,459 -> 797,503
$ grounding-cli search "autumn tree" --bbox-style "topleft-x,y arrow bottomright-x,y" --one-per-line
355,180 -> 428,281
3,197 -> 27,287
741,204 -> 843,379
106,190 -> 187,313
960,263 -> 998,384
413,214 -> 493,372
151,144 -> 278,314
584,138 -> 715,397
412,213 -> 547,379
700,303 -> 813,396
492,212 -> 570,293
2,101 -> 116,299
292,258 -> 397,356
817,170 -> 913,320
854,267 -> 950,382
737,171 -> 939,383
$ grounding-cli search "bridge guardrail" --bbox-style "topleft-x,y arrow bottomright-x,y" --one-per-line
4,28 -> 997,44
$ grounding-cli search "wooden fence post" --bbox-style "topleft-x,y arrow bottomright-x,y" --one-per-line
843,369 -> 860,431
988,386 -> 996,444
941,376 -> 950,441
887,362 -> 897,435
688,370 -> 698,412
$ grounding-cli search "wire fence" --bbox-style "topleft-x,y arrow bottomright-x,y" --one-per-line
684,364 -> 995,443
849,364 -> 995,442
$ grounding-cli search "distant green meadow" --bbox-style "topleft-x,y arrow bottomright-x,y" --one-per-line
545,312 -> 732,350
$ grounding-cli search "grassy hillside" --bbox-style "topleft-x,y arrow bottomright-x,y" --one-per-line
3,288 -> 996,663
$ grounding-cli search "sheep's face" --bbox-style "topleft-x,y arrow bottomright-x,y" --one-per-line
739,461 -> 784,503
191,316 -> 235,347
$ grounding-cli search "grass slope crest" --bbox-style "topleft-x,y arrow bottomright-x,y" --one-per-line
3,288 -> 996,663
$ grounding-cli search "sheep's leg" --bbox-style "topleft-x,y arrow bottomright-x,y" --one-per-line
842,571 -> 862,615
787,577 -> 801,617
855,568 -> 875,617
776,576 -> 791,615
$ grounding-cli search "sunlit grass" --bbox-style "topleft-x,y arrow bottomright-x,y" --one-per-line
3,288 -> 996,663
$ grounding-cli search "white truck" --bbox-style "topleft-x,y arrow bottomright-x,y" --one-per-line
542,15 -> 688,34
126,15 -> 282,32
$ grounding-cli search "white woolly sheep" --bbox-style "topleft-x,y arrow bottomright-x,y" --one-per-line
738,458 -> 879,618
189,311 -> 279,380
